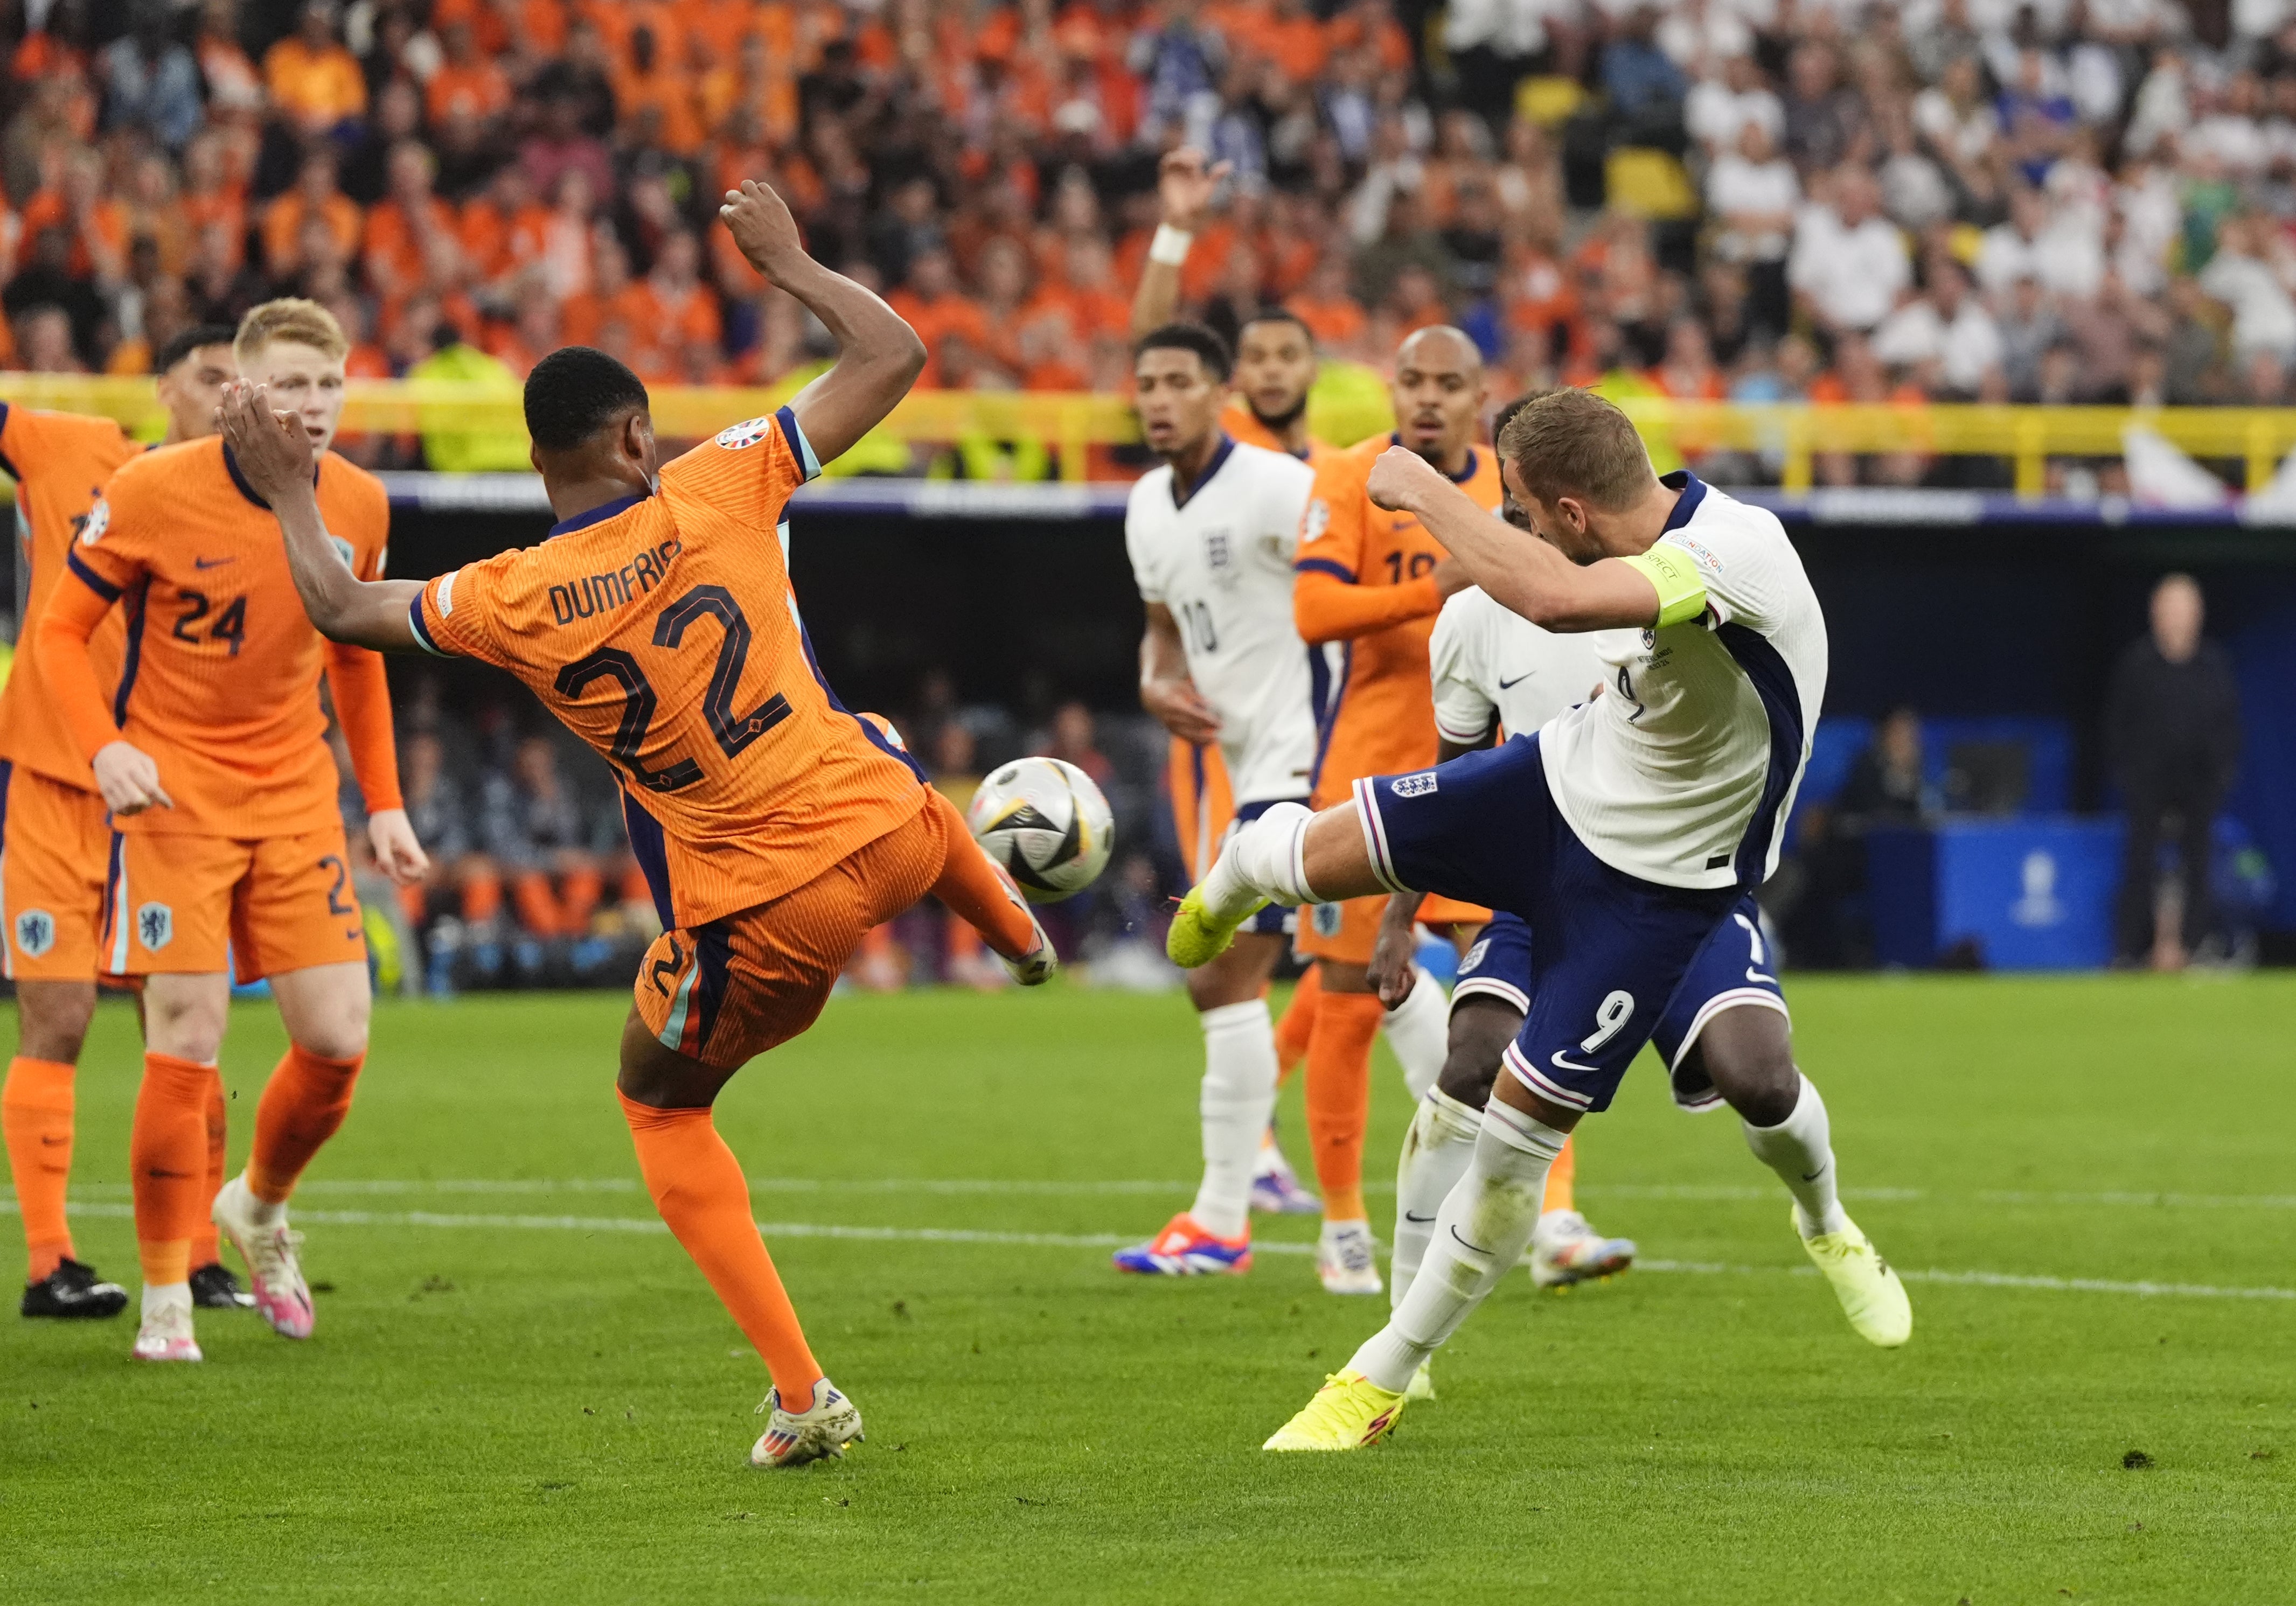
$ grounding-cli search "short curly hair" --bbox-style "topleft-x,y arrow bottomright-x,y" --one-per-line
524,345 -> 650,451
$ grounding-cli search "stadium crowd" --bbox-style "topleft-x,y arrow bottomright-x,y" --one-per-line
6,0 -> 2296,482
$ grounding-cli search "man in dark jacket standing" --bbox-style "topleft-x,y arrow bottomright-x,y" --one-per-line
2107,575 -> 2243,968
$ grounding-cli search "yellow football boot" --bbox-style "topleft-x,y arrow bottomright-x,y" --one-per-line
1798,1210 -> 1912,1348
1165,885 -> 1267,969
1262,1369 -> 1407,1452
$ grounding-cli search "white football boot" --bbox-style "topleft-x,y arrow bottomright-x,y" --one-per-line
211,1175 -> 315,1339
131,1295 -> 202,1363
1317,1220 -> 1383,1295
1529,1210 -> 1638,1289
752,1378 -> 866,1468
1798,1210 -> 1912,1347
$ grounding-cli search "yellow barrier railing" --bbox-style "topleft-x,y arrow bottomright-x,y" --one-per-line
6,375 -> 2296,495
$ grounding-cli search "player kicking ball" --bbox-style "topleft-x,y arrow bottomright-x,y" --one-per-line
1170,389 -> 1910,1450
219,178 -> 1054,1469
38,302 -> 427,1363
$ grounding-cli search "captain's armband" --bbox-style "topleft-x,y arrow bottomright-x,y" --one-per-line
1618,546 -> 1708,627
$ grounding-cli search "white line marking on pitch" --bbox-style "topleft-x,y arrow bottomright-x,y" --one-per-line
15,1200 -> 2292,1302
47,1177 -> 2296,1210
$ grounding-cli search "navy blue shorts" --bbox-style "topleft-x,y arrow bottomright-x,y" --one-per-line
1354,735 -> 1738,1115
1234,797 -> 1302,938
1448,901 -> 1789,1112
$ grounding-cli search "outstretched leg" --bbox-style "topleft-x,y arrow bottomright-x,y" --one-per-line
922,790 -> 1053,982
1687,1006 -> 1910,1347
1168,801 -> 1387,968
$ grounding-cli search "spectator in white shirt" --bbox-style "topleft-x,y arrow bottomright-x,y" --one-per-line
2197,214 -> 2296,361
2112,154 -> 2181,296
1974,185 -> 2106,299
2123,47 -> 2191,157
1685,49 -> 1784,156
2186,72 -> 2272,176
1708,120 -> 1799,260
1873,256 -> 2006,394
1789,164 -> 1911,334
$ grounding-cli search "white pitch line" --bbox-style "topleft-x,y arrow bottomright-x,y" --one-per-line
46,1177 -> 2296,1210
12,1201 -> 2292,1301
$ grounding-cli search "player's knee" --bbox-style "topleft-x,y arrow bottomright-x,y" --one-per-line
145,991 -> 228,1064
16,983 -> 96,1064
1434,998 -> 1515,1109
1699,1019 -> 1799,1127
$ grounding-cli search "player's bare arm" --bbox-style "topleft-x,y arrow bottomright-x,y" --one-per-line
1138,603 -> 1223,743
1130,147 -> 1230,337
1365,447 -> 1669,633
217,382 -> 423,652
723,179 -> 926,465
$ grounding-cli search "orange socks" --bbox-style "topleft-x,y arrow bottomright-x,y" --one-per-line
926,792 -> 1039,960
619,1093 -> 823,1402
3,1057 -> 77,1282
1274,963 -> 1322,1080
1304,989 -> 1383,1223
131,1053 -> 212,1286
512,869 -> 564,937
246,1045 -> 364,1205
1542,1133 -> 1577,1215
192,1067 -> 226,1268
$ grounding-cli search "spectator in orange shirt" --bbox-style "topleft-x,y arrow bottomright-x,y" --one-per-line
1261,0 -> 1330,83
887,247 -> 992,387
460,163 -> 551,287
365,141 -> 458,302
614,24 -> 704,155
194,0 -> 266,123
265,2 -> 368,138
559,229 -> 644,348
1286,253 -> 1370,351
975,236 -> 1034,374
427,20 -> 512,129
1055,235 -> 1131,338
1650,317 -> 1727,400
630,229 -> 722,353
178,130 -> 246,274
260,147 -> 363,278
17,147 -> 127,285
483,278 -> 563,377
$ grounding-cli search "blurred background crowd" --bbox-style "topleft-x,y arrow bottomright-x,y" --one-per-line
16,0 -> 2296,464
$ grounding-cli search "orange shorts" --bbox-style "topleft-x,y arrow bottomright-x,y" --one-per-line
635,798 -> 949,1070
104,825 -> 368,982
1297,890 -> 1488,966
1,764 -> 112,981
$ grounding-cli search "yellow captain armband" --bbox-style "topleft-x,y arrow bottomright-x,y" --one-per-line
1619,545 -> 1708,627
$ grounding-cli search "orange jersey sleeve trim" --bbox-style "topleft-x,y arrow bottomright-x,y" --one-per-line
1292,566 -> 1443,644
324,643 -> 403,813
33,556 -> 126,762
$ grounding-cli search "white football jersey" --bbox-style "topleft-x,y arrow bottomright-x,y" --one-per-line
1126,438 -> 1321,804
1538,473 -> 1828,891
1430,585 -> 1609,748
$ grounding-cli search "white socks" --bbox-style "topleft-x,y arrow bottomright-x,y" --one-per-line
1188,999 -> 1282,1239
1381,966 -> 1447,1100
1742,1072 -> 1848,1238
141,1281 -> 191,1319
1349,1100 -> 1568,1393
1200,802 -> 1318,918
1388,1087 -> 1481,1311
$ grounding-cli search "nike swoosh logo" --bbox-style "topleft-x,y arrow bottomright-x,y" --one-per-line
1447,1224 -> 1493,1255
1498,673 -> 1534,689
1403,1212 -> 1437,1223
1801,1165 -> 1827,1182
1550,1050 -> 1601,1074
39,1135 -> 67,1146
193,556 -> 235,569
147,1168 -> 194,1179
1748,966 -> 1778,986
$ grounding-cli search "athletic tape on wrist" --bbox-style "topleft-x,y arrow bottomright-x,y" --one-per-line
1149,225 -> 1194,266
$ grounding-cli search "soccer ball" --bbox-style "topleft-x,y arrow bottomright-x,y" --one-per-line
966,757 -> 1114,903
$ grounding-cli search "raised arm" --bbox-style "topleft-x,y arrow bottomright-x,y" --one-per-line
1130,148 -> 1229,337
1365,448 -> 1667,633
722,179 -> 926,467
217,383 -> 425,652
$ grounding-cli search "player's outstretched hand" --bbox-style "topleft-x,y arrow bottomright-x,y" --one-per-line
1367,898 -> 1420,1007
1158,147 -> 1232,231
1140,675 -> 1222,744
721,179 -> 804,281
1366,444 -> 1443,514
366,808 -> 430,888
92,740 -> 172,815
216,380 -> 317,504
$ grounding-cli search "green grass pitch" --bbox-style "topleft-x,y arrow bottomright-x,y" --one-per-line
4,975 -> 2292,1604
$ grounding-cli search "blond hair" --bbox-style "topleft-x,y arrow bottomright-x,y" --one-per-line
234,297 -> 349,366
1496,387 -> 1657,511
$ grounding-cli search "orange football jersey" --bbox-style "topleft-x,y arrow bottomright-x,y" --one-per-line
0,406 -> 140,790
54,437 -> 401,836
412,406 -> 930,929
1220,402 -> 1338,471
1296,432 -> 1502,806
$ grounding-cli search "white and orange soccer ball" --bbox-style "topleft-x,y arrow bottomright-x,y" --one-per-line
966,757 -> 1114,903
